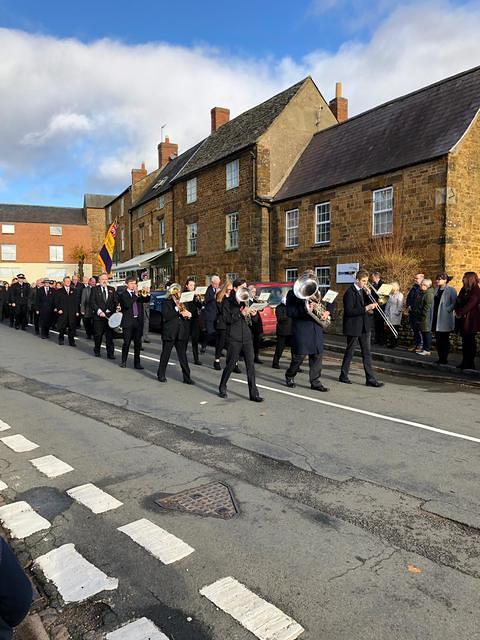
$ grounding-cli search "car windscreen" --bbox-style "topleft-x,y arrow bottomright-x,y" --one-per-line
256,285 -> 291,306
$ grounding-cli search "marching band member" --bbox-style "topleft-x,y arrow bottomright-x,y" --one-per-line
271,296 -> 292,369
54,276 -> 79,346
118,276 -> 149,369
218,278 -> 263,402
183,278 -> 203,366
90,273 -> 118,359
156,284 -> 194,384
201,274 -> 220,352
247,284 -> 263,364
339,269 -> 384,387
213,280 -> 233,370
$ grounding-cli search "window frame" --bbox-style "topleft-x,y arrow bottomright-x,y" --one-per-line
139,224 -> 145,254
226,272 -> 239,282
1,224 -> 15,235
120,197 -> 124,217
1,244 -> 16,261
372,186 -> 393,236
107,205 -> 112,224
120,227 -> 125,252
314,202 -> 331,245
285,209 -> 299,248
49,245 -> 64,262
49,225 -> 63,236
226,212 -> 239,250
285,268 -> 298,282
186,178 -> 197,204
158,194 -> 165,210
226,159 -> 239,190
315,266 -> 331,297
159,218 -> 165,249
187,222 -> 198,255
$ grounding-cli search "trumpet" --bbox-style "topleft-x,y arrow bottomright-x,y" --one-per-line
293,272 -> 331,329
363,284 -> 398,338
138,287 -> 150,297
167,282 -> 189,315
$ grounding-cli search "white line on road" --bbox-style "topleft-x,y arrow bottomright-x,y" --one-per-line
66,483 -> 123,514
200,576 -> 304,640
232,378 -> 480,445
106,617 -> 169,639
0,434 -> 39,452
0,481 -> 7,490
35,543 -> 118,603
0,501 -> 51,538
0,420 -> 11,431
118,518 -> 194,565
30,455 -> 74,478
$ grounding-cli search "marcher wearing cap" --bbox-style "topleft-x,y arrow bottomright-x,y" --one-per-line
9,275 -> 31,330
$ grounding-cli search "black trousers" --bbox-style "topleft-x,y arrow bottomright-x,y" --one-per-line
219,339 -> 259,399
373,310 -> 386,345
39,314 -> 52,338
461,332 -> 477,369
434,331 -> 451,364
93,317 -> 115,357
215,329 -> 227,360
57,315 -> 76,345
14,304 -> 28,329
286,352 -> 322,385
340,332 -> 376,383
189,320 -> 200,363
272,335 -> 290,366
33,311 -> 40,334
83,316 -> 94,338
121,320 -> 142,366
386,325 -> 400,348
9,309 -> 14,327
157,339 -> 191,381
252,328 -> 261,359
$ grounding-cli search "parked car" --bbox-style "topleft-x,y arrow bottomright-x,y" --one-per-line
149,290 -> 168,332
252,282 -> 293,337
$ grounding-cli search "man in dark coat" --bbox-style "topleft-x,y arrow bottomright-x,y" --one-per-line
35,279 -> 55,338
0,283 -> 7,323
157,289 -> 193,383
0,537 -> 33,639
201,274 -> 220,350
339,269 -> 383,387
184,278 -> 202,366
7,279 -> 17,328
54,276 -> 79,346
80,277 -> 97,340
118,276 -> 150,369
285,274 -> 329,391
218,278 -> 262,401
406,273 -> 424,352
9,274 -> 31,330
90,273 -> 118,358
272,297 -> 292,368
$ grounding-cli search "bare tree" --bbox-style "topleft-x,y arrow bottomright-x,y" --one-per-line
70,245 -> 91,279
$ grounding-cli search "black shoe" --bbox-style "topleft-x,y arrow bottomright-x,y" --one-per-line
194,360 -> 202,366
214,360 -> 221,370
298,368 -> 304,374
69,342 -> 76,347
272,363 -> 281,369
311,384 -> 329,392
157,375 -> 167,382
134,364 -> 144,370
250,396 -> 264,402
107,354 -> 116,360
119,362 -> 126,368
285,377 -> 296,388
233,365 -> 241,374
41,336 -> 46,339
218,390 -> 227,398
254,358 -> 263,364
183,378 -> 195,385
143,338 -> 150,343
94,351 -> 101,357
140,346 -> 145,351
338,377 -> 352,384
366,380 -> 384,388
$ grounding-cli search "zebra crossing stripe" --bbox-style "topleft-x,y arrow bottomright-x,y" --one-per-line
35,543 -> 118,603
0,420 -> 11,431
66,483 -> 123,514
30,455 -> 74,478
0,501 -> 51,539
117,518 -> 194,565
0,434 -> 39,452
106,618 -> 169,639
200,577 -> 304,640
0,481 -> 7,490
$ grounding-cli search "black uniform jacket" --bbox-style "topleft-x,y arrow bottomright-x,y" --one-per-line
90,285 -> 118,318
223,294 -> 253,344
36,287 -> 55,321
275,302 -> 292,337
342,285 -> 373,337
118,289 -> 149,329
10,282 -> 31,306
161,298 -> 190,341
54,287 -> 78,323
286,290 -> 323,355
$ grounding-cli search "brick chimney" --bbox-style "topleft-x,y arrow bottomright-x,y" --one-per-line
157,136 -> 178,169
211,107 -> 230,133
131,162 -> 147,185
329,82 -> 348,123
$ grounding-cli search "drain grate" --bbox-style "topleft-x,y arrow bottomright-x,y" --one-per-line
154,482 -> 238,519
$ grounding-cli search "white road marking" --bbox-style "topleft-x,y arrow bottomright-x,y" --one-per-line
200,401 -> 208,405
106,618 -> 169,640
35,543 -> 118,603
0,420 -> 11,431
0,434 -> 39,452
232,378 -> 480,445
0,501 -> 51,538
118,518 -> 194,565
0,481 -> 8,490
200,576 -> 304,640
30,455 -> 74,478
66,483 -> 123,514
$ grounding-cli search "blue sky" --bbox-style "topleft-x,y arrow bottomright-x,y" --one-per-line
0,0 -> 479,207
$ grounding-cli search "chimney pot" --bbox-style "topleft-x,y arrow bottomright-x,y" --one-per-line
335,82 -> 342,99
329,82 -> 348,123
131,162 -> 148,185
157,137 -> 178,169
211,107 -> 230,133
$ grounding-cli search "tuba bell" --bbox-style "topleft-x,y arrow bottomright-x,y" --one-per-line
167,282 -> 188,314
235,286 -> 253,306
293,272 -> 331,330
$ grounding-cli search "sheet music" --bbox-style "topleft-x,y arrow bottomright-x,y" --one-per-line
322,289 -> 339,304
180,291 -> 195,303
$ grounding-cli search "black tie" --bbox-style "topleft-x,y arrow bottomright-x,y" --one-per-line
103,287 -> 107,301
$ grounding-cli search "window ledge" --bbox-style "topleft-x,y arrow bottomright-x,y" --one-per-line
312,242 -> 330,247
284,245 -> 299,251
225,247 -> 239,252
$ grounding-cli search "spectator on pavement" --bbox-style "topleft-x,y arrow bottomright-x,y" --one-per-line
454,271 -> 480,370
432,273 -> 457,365
406,273 -> 424,352
416,278 -> 434,356
384,281 -> 403,349
0,537 -> 33,639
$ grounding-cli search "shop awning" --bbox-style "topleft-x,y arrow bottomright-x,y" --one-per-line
111,248 -> 172,272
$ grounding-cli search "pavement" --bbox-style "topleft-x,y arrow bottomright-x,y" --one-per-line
0,322 -> 479,640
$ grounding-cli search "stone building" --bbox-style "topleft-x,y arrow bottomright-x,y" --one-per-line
272,66 -> 480,293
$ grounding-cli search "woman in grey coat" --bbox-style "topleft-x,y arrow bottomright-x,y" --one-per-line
432,273 -> 457,364
384,281 -> 404,349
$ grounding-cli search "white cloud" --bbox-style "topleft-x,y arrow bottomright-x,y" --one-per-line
0,1 -> 479,202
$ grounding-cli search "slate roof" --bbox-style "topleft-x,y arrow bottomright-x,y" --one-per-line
84,194 -> 115,208
0,203 -> 86,225
133,141 -> 204,208
275,66 -> 480,202
175,79 -> 307,180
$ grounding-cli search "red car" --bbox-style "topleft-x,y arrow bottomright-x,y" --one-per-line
252,282 -> 293,337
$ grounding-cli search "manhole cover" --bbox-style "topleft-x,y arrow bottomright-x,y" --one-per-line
154,482 -> 238,519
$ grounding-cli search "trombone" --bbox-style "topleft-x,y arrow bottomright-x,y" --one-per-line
363,284 -> 398,338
